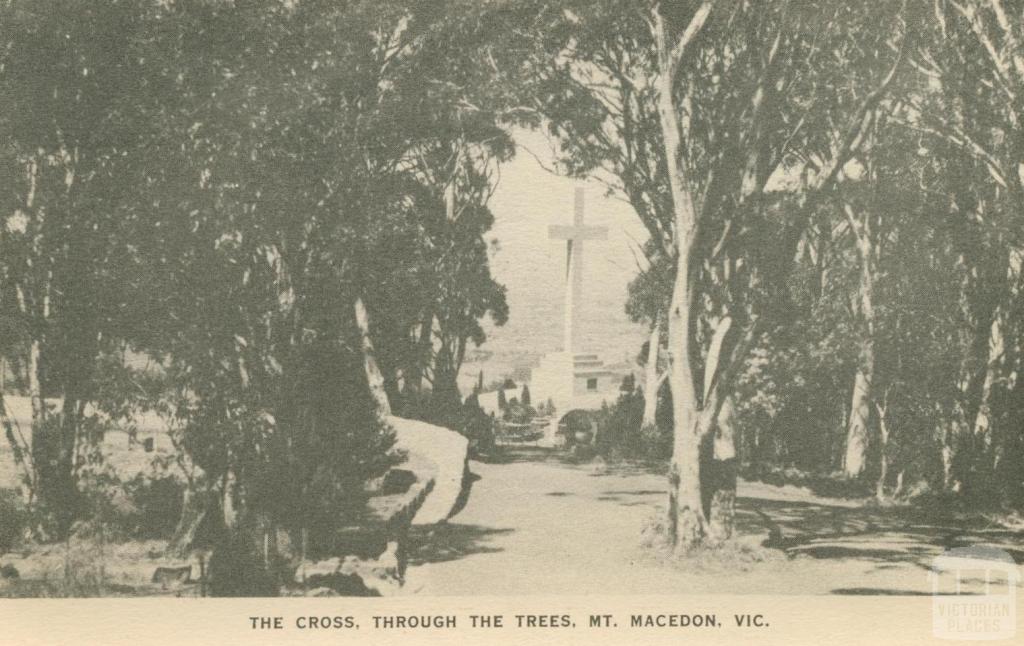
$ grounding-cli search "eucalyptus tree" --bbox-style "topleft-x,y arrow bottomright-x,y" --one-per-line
117,0 -> 519,547
905,0 -> 1024,502
368,108 -> 512,419
0,0 -> 158,530
496,0 -> 907,549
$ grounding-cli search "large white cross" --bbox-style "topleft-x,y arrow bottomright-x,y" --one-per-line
548,187 -> 607,354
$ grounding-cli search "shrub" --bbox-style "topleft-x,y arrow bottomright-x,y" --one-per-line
594,387 -> 645,458
120,473 -> 186,540
458,394 -> 496,456
208,530 -> 278,597
29,413 -> 86,536
0,488 -> 27,553
559,410 -> 594,446
502,401 -> 535,425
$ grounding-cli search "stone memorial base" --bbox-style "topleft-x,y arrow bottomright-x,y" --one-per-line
529,351 -> 623,413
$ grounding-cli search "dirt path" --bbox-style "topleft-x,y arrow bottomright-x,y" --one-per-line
402,449 -> 1024,596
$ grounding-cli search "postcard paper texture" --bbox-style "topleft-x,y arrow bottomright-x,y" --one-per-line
1,1 -> 1022,644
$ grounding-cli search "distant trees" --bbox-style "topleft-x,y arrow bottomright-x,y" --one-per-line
907,0 -> 1024,502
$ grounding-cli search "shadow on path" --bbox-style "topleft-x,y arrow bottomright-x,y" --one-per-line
409,448 -> 1024,596
735,496 -> 1024,578
831,588 -> 936,595
406,524 -> 514,567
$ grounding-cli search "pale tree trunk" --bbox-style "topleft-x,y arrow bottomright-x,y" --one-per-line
971,314 -> 1003,439
354,296 -> 392,416
944,278 -> 1001,491
642,321 -> 662,428
653,3 -> 714,551
661,108 -> 706,550
15,159 -> 44,425
26,337 -> 43,425
875,399 -> 890,501
844,356 -> 873,476
941,425 -> 955,490
664,216 -> 704,549
843,204 -> 876,477
224,345 -> 252,531
968,251 -> 1020,478
647,0 -> 897,550
223,468 -> 240,530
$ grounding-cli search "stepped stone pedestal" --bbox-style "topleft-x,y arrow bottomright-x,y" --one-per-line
530,351 -> 618,413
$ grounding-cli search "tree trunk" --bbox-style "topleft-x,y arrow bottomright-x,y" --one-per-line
667,418 -> 705,550
382,368 -> 402,415
843,356 -> 873,477
705,394 -> 737,543
27,338 -> 43,424
971,315 -> 1003,439
665,255 -> 707,550
17,160 -> 42,425
941,425 -> 955,491
843,220 -> 876,478
642,322 -> 661,428
402,311 -> 434,408
665,246 -> 705,549
875,402 -> 889,501
354,296 -> 391,416
652,4 -> 714,552
223,468 -> 240,530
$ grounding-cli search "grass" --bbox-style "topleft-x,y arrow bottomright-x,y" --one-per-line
639,510 -> 790,573
0,533 -> 196,598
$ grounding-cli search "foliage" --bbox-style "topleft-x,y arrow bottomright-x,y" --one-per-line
0,0 -> 520,549
117,473 -> 186,541
0,488 -> 27,553
457,393 -> 497,456
592,374 -> 672,460
2,0 -> 1024,572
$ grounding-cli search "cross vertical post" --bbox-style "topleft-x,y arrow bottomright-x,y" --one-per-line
548,187 -> 608,354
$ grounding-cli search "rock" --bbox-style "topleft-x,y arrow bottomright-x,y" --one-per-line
387,416 -> 470,525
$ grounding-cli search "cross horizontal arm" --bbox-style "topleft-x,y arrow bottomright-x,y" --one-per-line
548,224 -> 609,241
